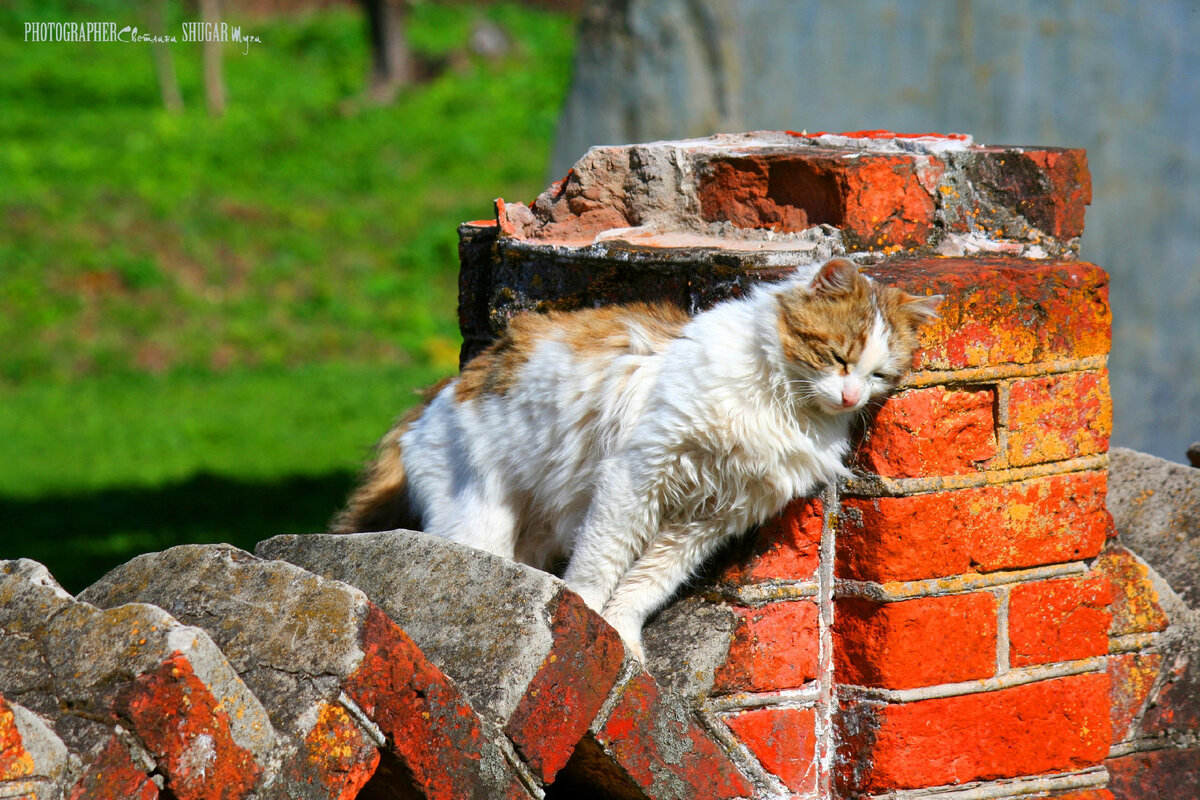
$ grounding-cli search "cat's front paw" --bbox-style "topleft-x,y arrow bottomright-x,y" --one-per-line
604,613 -> 646,662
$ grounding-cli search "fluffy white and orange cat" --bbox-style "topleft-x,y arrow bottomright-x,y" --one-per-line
334,258 -> 940,657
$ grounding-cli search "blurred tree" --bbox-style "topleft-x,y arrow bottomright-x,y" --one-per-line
147,0 -> 183,112
200,0 -> 226,115
359,0 -> 414,103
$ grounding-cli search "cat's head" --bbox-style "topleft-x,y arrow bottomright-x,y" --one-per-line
775,258 -> 941,415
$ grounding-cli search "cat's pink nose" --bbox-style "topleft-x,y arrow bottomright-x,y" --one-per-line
841,383 -> 862,408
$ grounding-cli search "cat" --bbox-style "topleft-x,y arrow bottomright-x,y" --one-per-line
332,257 -> 941,658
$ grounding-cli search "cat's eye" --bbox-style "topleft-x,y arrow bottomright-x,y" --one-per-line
872,371 -> 889,380
832,354 -> 848,367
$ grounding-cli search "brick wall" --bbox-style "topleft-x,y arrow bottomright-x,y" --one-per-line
2,131 -> 1196,799
458,131 -> 1133,799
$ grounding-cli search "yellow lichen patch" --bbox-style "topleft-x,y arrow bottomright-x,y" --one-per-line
303,701 -> 379,799
1096,547 -> 1170,637
0,699 -> 35,781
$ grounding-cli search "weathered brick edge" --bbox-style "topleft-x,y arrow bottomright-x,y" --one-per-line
78,544 -> 532,800
258,530 -> 756,798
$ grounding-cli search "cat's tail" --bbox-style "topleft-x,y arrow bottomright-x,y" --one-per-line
329,377 -> 450,534
329,422 -> 420,534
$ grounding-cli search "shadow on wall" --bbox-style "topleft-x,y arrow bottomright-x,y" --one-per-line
551,0 -> 1200,463
0,471 -> 357,594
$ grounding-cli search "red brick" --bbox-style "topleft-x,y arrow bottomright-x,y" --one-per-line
1019,149 -> 1093,239
723,707 -> 817,794
1106,747 -> 1200,800
955,148 -> 1092,240
855,385 -> 997,478
592,671 -> 754,800
838,472 -> 1110,582
0,694 -> 33,784
713,601 -> 819,693
1044,791 -> 1114,800
504,589 -> 626,783
1007,371 -> 1112,466
69,737 -> 159,800
111,653 -> 261,800
1009,575 -> 1112,667
1141,655 -> 1200,736
1107,652 -> 1163,743
836,673 -> 1111,793
834,593 -> 998,689
698,152 -> 938,249
1096,545 -> 1169,636
345,605 -> 528,800
721,496 -> 822,584
861,258 -> 1111,371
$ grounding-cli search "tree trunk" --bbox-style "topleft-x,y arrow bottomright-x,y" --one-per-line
148,0 -> 183,113
199,0 -> 226,116
360,0 -> 413,102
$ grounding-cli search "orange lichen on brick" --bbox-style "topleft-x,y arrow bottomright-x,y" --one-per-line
0,694 -> 34,782
301,702 -> 379,800
1096,546 -> 1169,636
863,259 -> 1111,371
1007,370 -> 1112,466
1108,652 -> 1163,742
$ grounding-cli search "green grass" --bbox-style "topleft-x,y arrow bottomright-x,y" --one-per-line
0,1 -> 577,591
0,363 -> 446,592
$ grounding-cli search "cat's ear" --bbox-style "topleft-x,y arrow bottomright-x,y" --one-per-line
811,258 -> 861,296
902,293 -> 943,322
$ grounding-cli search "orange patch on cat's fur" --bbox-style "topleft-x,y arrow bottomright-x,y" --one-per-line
455,303 -> 688,402
330,376 -> 451,534
775,268 -> 872,370
775,258 -> 935,374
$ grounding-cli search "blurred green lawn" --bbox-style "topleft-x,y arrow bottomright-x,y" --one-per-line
0,1 -> 576,591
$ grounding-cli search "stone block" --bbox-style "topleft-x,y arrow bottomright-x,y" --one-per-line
1107,652 -> 1162,743
0,693 -> 69,800
257,530 -> 625,787
560,670 -> 754,800
68,736 -> 159,800
81,544 -> 529,800
1106,747 -> 1200,800
1095,544 -> 1169,637
1108,447 -> 1200,609
0,558 -> 276,800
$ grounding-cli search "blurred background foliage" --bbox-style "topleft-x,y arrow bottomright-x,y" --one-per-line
0,0 -> 577,590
